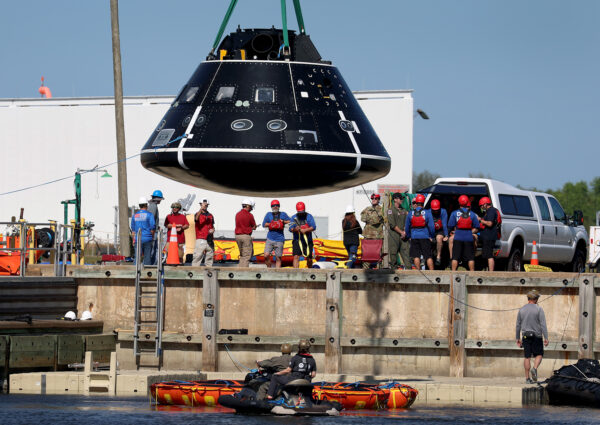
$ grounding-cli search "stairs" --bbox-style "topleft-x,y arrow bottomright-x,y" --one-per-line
132,230 -> 164,363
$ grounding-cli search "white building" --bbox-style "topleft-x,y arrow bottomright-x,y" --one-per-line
0,90 -> 413,243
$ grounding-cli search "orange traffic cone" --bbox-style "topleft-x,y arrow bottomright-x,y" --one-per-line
531,241 -> 539,265
165,227 -> 181,266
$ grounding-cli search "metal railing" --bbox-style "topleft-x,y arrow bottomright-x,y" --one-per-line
0,220 -> 88,277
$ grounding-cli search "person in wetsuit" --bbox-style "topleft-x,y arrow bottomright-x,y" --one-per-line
266,339 -> 317,399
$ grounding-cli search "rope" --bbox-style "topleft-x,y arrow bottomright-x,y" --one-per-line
0,133 -> 184,197
224,343 -> 252,372
292,0 -> 306,34
551,289 -> 576,371
417,267 -> 581,313
210,0 -> 238,55
280,0 -> 290,50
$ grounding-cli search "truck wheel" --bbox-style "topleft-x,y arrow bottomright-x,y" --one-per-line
507,247 -> 523,271
568,248 -> 586,273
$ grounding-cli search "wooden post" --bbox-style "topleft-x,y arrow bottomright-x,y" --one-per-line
449,273 -> 466,377
202,270 -> 219,371
325,271 -> 342,374
578,275 -> 595,359
110,0 -> 131,257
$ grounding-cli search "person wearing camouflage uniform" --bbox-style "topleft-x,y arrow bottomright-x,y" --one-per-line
361,194 -> 384,239
387,192 -> 411,269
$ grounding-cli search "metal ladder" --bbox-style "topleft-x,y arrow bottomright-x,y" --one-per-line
133,228 -> 164,358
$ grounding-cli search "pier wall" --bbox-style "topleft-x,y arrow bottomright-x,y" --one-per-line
31,266 -> 597,378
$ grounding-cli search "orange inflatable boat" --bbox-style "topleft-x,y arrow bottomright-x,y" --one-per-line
150,379 -> 418,410
150,380 -> 244,406
378,382 -> 419,409
312,382 -> 389,409
312,381 -> 418,409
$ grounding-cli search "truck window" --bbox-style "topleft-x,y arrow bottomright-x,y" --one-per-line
499,194 -> 516,215
498,194 -> 533,217
548,197 -> 566,222
535,196 -> 551,221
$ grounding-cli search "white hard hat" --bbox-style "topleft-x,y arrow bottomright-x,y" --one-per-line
242,198 -> 255,207
200,198 -> 210,205
81,310 -> 93,320
345,205 -> 355,214
138,196 -> 148,205
64,311 -> 76,320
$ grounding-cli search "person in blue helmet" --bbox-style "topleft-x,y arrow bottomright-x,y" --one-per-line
447,195 -> 480,271
148,189 -> 164,264
404,194 -> 435,270
130,197 -> 155,265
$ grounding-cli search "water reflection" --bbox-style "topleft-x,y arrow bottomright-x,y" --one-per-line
1,394 -> 599,425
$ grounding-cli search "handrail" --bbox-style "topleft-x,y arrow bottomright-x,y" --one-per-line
0,220 -> 82,277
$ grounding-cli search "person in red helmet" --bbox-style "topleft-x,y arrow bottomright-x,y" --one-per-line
290,202 -> 316,268
447,195 -> 480,271
262,200 -> 291,268
478,196 -> 501,271
429,198 -> 448,267
404,193 -> 435,270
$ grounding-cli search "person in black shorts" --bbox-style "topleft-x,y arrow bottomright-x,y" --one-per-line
478,197 -> 500,271
266,339 -> 317,399
516,290 -> 549,383
447,195 -> 480,271
404,194 -> 435,270
289,202 -> 316,268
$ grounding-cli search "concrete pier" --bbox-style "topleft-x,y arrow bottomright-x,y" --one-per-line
8,369 -> 546,406
21,265 -> 596,381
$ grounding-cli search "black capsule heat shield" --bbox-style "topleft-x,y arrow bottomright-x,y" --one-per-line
140,29 -> 391,196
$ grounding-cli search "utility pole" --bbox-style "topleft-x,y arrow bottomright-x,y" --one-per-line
110,0 -> 130,256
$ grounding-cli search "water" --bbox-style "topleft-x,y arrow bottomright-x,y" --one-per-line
1,395 -> 600,424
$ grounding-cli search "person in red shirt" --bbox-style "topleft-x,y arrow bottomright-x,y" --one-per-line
192,198 -> 215,266
164,202 -> 189,262
235,198 -> 256,267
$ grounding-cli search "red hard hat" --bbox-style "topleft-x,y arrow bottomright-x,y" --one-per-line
370,193 -> 381,200
415,194 -> 426,204
458,195 -> 470,207
296,201 -> 306,212
431,199 -> 441,210
271,199 -> 280,207
479,197 -> 491,207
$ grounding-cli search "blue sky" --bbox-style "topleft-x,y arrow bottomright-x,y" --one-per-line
1,0 -> 598,190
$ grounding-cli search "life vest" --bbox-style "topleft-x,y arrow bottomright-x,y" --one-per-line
495,209 -> 502,238
292,354 -> 315,379
478,208 -> 502,238
295,215 -> 310,230
268,212 -> 284,231
410,210 -> 426,228
432,212 -> 443,231
456,209 -> 473,230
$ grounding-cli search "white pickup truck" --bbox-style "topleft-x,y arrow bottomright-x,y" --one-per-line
589,226 -> 600,270
421,178 -> 588,271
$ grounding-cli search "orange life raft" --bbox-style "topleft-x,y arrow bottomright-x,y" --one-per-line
150,380 -> 244,406
150,379 -> 418,410
312,382 -> 388,409
312,382 -> 418,409
379,382 -> 419,409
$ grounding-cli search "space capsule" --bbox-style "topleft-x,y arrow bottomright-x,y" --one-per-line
140,27 -> 391,196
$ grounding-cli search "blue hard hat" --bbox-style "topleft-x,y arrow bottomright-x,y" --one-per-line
151,190 -> 164,199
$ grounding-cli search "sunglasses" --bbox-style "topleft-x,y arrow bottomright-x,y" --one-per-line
272,204 -> 280,207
